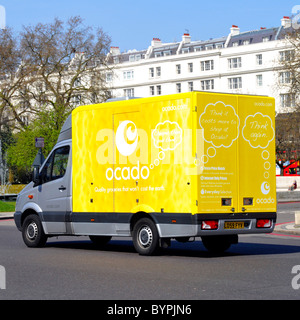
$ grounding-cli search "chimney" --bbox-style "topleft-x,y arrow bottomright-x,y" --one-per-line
230,25 -> 240,35
182,33 -> 191,44
281,16 -> 291,28
151,38 -> 162,47
110,46 -> 120,55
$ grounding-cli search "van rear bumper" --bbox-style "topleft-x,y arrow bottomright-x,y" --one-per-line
155,212 -> 276,238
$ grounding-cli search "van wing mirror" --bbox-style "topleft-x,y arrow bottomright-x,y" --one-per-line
32,166 -> 41,185
32,149 -> 45,186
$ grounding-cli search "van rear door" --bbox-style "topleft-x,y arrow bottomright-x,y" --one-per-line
237,96 -> 276,214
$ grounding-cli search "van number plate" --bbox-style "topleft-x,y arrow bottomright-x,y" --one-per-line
224,221 -> 244,229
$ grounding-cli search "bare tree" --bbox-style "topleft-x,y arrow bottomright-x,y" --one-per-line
0,17 -> 112,132
0,27 -> 31,131
276,27 -> 300,173
20,16 -> 112,130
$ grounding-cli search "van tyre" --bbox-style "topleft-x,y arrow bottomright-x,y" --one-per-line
132,218 -> 159,255
22,214 -> 47,248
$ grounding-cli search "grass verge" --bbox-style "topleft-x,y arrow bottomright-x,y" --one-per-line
0,201 -> 15,212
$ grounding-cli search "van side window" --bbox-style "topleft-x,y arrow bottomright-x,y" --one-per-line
42,146 -> 70,183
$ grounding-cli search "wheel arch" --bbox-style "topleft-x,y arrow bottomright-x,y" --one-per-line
130,212 -> 159,235
20,209 -> 41,227
19,202 -> 43,226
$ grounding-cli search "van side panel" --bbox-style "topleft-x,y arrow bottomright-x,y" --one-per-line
71,94 -> 196,235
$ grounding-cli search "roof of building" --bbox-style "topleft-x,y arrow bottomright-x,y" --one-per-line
107,17 -> 294,64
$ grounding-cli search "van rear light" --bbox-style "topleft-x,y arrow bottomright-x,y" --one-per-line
256,219 -> 272,228
201,220 -> 219,230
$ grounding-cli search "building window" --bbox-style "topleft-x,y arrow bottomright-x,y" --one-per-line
188,63 -> 193,73
176,83 -> 181,93
256,75 -> 263,86
182,48 -> 189,54
156,85 -> 161,95
232,41 -> 239,47
188,82 -> 193,91
256,54 -> 263,65
20,115 -> 29,126
205,44 -> 214,50
176,64 -> 181,74
72,94 -> 82,107
124,88 -> 134,97
129,54 -> 142,62
262,36 -> 270,42
228,57 -> 242,69
280,50 -> 294,61
123,70 -> 134,80
106,72 -> 113,82
280,93 -> 296,108
201,79 -> 214,90
228,77 -> 242,89
279,72 -> 291,84
74,77 -> 81,87
149,68 -> 154,78
150,86 -> 155,96
201,60 -> 214,71
156,67 -> 161,77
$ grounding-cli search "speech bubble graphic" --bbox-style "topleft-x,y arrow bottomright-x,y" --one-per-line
152,120 -> 182,151
199,101 -> 239,148
242,113 -> 275,149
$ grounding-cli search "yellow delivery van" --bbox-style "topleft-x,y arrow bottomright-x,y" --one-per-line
15,92 -> 276,255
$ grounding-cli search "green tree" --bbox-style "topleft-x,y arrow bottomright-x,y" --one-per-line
7,110 -> 68,183
20,16 -> 112,130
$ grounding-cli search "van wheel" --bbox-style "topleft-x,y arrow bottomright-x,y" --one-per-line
132,218 -> 159,255
201,235 -> 233,254
22,214 -> 47,248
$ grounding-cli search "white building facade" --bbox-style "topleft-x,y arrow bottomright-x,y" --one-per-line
106,16 -> 294,114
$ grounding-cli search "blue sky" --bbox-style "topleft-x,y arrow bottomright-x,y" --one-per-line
0,0 -> 299,51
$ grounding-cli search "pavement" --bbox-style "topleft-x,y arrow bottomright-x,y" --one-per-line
0,212 -> 14,220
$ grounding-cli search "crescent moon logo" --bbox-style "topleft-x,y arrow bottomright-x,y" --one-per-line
261,182 -> 270,195
116,121 -> 138,156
